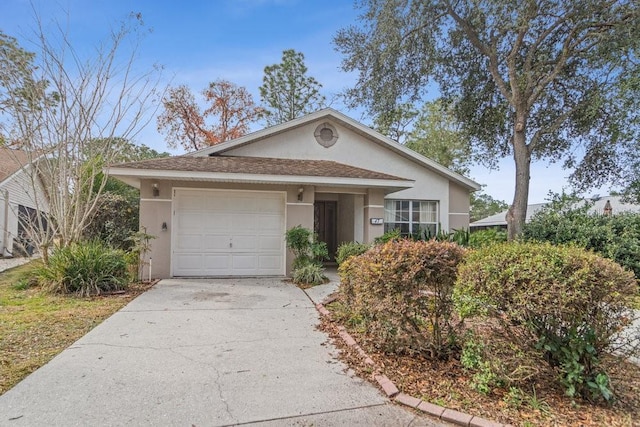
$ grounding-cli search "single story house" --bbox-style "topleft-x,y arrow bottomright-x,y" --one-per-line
0,148 -> 49,257
109,109 -> 480,278
470,195 -> 640,230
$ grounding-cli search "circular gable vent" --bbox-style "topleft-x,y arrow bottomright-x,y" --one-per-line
314,122 -> 338,148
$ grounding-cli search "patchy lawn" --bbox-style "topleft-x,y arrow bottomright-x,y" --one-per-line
322,301 -> 640,427
0,262 -> 154,395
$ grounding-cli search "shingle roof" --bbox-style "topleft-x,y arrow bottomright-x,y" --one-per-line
0,148 -> 31,183
110,155 -> 410,181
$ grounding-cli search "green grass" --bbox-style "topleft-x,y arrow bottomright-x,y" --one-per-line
0,262 -> 151,395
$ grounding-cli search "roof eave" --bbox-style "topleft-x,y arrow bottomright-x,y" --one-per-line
107,167 -> 415,191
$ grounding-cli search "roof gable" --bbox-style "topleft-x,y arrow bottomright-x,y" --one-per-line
193,108 -> 480,191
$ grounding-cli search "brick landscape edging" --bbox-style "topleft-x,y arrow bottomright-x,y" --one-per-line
316,299 -> 512,427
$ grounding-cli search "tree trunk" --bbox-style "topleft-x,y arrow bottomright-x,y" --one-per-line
507,121 -> 531,240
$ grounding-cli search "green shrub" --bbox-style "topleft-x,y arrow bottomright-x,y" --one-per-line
468,228 -> 507,248
83,192 -> 139,250
292,263 -> 327,286
285,225 -> 328,270
455,241 -> 638,402
335,241 -> 370,265
374,228 -> 401,244
35,241 -> 129,297
415,227 -> 470,246
524,194 -> 640,278
339,239 -> 466,358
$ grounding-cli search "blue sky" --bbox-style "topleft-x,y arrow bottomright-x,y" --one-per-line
1,0 -> 609,204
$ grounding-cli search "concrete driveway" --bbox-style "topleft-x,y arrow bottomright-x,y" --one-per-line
0,278 -> 444,426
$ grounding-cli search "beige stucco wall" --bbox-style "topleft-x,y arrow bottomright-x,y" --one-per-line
222,119 -> 458,230
448,182 -> 472,231
363,188 -> 385,242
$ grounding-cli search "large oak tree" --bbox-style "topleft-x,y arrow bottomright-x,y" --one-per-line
335,0 -> 640,238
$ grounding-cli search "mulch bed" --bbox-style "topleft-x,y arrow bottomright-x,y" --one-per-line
319,305 -> 640,427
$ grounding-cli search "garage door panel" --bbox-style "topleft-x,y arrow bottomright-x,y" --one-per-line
173,189 -> 285,276
232,235 -> 258,251
231,254 -> 258,271
175,212 -> 203,230
259,255 -> 282,269
202,235 -> 231,251
174,254 -> 203,271
201,213 -> 232,229
203,254 -> 232,273
261,196 -> 284,211
258,236 -> 282,250
175,234 -> 202,251
178,194 -> 205,209
257,214 -> 283,231
231,213 -> 258,231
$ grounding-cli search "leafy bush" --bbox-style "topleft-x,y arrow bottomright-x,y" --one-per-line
35,241 -> 129,297
374,228 -> 401,244
524,194 -> 640,278
455,241 -> 638,402
285,226 -> 328,285
416,227 -> 470,246
285,225 -> 328,270
83,192 -> 139,251
292,263 -> 327,286
335,241 -> 370,265
339,239 -> 466,358
468,228 -> 507,248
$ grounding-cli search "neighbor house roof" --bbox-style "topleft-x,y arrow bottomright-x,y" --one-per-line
192,108 -> 481,192
0,148 -> 31,184
108,155 -> 415,190
470,195 -> 640,228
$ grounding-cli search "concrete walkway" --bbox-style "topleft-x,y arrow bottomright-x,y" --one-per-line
0,256 -> 33,273
0,277 -> 444,426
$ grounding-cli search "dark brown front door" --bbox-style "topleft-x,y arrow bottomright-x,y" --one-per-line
314,201 -> 337,261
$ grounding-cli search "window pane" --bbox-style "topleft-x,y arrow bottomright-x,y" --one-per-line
384,200 -> 395,222
399,223 -> 410,235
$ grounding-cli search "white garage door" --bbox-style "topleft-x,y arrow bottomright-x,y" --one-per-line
172,189 -> 285,276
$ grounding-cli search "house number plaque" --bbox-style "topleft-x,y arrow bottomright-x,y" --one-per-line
370,218 -> 384,225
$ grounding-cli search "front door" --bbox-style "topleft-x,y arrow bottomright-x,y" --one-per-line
314,201 -> 337,261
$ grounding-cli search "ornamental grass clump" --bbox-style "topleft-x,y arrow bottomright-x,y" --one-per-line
35,241 -> 129,297
454,241 -> 638,402
338,239 -> 466,359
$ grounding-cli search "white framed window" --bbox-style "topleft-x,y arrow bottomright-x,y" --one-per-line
384,200 -> 438,237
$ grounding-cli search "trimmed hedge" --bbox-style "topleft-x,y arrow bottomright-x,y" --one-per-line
455,241 -> 638,402
339,239 -> 466,358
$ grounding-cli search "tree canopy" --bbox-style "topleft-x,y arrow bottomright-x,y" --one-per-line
335,0 -> 640,239
259,49 -> 326,126
404,100 -> 472,176
157,79 -> 262,151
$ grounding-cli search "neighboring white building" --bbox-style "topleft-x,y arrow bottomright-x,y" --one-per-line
0,148 -> 50,257
470,195 -> 640,230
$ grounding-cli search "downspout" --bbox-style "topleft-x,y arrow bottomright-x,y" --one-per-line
2,189 -> 9,257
